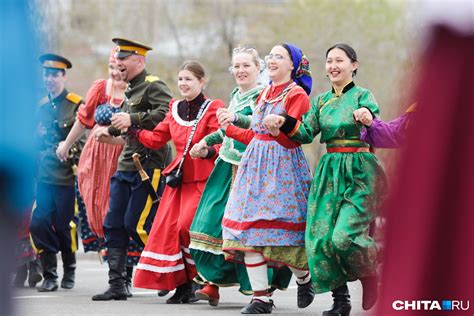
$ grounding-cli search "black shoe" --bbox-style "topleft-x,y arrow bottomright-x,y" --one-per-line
241,298 -> 274,314
61,252 -> 76,289
297,280 -> 315,308
91,248 -> 128,301
188,281 -> 202,303
157,289 -> 170,297
61,278 -> 74,289
13,264 -> 28,288
28,259 -> 43,288
166,283 -> 196,304
38,279 -> 58,292
125,282 -> 133,298
92,288 -> 127,301
323,304 -> 351,316
38,253 -> 58,292
323,284 -> 351,316
125,266 -> 133,298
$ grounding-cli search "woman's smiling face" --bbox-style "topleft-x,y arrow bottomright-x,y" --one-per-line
325,47 -> 358,86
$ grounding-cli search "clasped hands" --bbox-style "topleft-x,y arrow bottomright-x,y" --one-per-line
189,108 -> 233,159
262,114 -> 285,136
353,108 -> 373,126
189,139 -> 209,159
92,112 -> 131,143
216,107 -> 285,137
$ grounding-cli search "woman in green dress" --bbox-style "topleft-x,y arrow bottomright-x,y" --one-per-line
188,46 -> 292,307
264,43 -> 387,316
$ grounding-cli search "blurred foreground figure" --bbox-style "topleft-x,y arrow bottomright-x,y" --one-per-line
377,2 -> 474,316
0,1 -> 40,315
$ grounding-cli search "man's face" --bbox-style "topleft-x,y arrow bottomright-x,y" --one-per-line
115,54 -> 142,82
43,68 -> 66,96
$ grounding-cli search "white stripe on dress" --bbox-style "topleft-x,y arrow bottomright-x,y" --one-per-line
180,246 -> 190,254
137,263 -> 185,273
141,251 -> 182,261
184,257 -> 195,265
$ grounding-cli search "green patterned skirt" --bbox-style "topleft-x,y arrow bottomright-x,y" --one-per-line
190,159 -> 292,293
305,152 -> 387,293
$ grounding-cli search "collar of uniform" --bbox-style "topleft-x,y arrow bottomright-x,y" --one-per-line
331,81 -> 355,96
51,89 -> 68,104
129,69 -> 148,88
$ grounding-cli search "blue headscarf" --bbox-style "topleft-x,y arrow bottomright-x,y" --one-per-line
282,43 -> 312,95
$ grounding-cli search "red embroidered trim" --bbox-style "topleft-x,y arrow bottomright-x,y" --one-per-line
222,218 -> 305,231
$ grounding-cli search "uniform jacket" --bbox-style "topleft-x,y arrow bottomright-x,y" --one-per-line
36,89 -> 83,186
109,69 -> 173,171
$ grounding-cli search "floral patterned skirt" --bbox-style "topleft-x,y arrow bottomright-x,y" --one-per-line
222,139 -> 312,268
305,152 -> 387,293
190,159 -> 293,292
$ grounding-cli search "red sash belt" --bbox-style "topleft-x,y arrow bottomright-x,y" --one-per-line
327,147 -> 370,153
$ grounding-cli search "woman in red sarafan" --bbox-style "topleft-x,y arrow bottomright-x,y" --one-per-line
56,47 -> 126,241
132,61 -> 224,304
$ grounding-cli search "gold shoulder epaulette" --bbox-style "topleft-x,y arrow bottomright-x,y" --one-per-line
66,92 -> 83,104
145,75 -> 160,83
405,102 -> 417,113
38,96 -> 49,107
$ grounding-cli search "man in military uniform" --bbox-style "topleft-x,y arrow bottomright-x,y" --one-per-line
92,38 -> 172,301
30,54 -> 82,292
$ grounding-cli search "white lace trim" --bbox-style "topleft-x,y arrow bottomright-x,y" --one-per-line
228,86 -> 262,113
189,243 -> 225,255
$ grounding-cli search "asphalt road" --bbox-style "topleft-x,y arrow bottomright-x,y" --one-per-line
11,252 -> 371,316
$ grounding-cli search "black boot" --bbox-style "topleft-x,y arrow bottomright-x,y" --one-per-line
157,289 -> 170,297
91,248 -> 128,301
28,259 -> 43,288
166,282 -> 198,304
61,252 -> 76,289
241,298 -> 274,314
297,280 -> 315,308
188,281 -> 201,303
38,253 -> 58,292
13,264 -> 28,288
125,266 -> 133,298
322,284 -> 351,316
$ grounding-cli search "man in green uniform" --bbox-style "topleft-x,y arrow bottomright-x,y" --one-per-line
92,38 -> 172,301
30,54 -> 83,292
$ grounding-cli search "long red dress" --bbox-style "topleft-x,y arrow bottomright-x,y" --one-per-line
133,95 -> 224,290
76,79 -> 124,238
